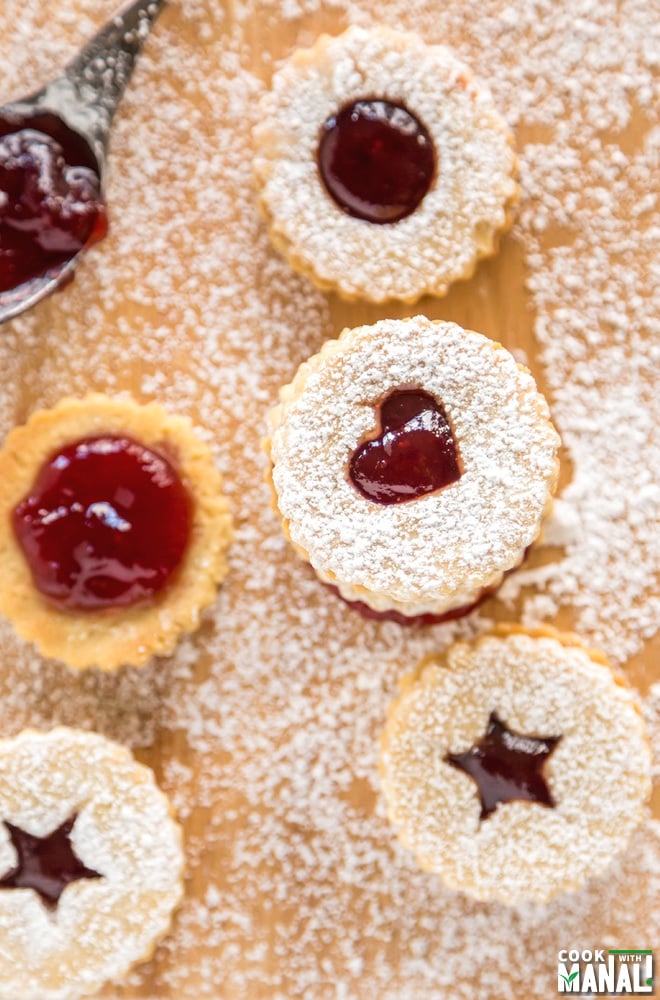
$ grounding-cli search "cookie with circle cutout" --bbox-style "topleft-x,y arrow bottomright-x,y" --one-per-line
379,626 -> 652,903
0,727 -> 184,1000
254,26 -> 518,302
265,317 -> 559,621
0,394 -> 233,670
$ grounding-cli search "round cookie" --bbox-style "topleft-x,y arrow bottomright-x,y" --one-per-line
254,26 -> 518,303
0,394 -> 233,670
265,317 -> 559,620
0,727 -> 184,1000
379,627 -> 652,903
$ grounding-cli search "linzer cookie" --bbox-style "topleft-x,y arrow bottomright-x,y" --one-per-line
253,26 -> 518,302
0,394 -> 233,670
379,627 -> 651,903
0,727 -> 184,1000
265,317 -> 559,621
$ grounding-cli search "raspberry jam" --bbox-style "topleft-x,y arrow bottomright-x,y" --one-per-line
0,815 -> 101,909
0,112 -> 107,295
327,547 -> 532,626
318,99 -> 435,224
446,712 -> 561,820
13,435 -> 192,611
349,389 -> 461,504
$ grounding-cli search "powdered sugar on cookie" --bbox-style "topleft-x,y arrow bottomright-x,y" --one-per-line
0,728 -> 183,1000
254,26 -> 518,302
380,631 -> 651,903
268,318 -> 559,612
0,1 -> 656,998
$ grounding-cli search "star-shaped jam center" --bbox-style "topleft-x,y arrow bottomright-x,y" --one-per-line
0,813 -> 102,909
446,712 -> 562,820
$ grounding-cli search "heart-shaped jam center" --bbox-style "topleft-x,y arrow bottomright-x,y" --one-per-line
12,435 -> 192,611
349,389 -> 461,504
318,99 -> 435,224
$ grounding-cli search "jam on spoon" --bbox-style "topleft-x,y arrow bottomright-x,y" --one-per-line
12,435 -> 192,611
349,388 -> 461,504
318,98 -> 436,224
0,814 -> 101,909
446,711 -> 562,820
0,0 -> 167,324
0,113 -> 107,295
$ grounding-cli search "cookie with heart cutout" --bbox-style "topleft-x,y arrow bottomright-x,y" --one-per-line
264,317 -> 560,622
253,26 -> 518,303
0,727 -> 184,1000
379,626 -> 652,903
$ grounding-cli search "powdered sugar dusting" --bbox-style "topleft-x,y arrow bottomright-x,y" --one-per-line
0,728 -> 183,1000
0,0 -> 657,998
268,318 -> 558,609
254,26 -> 517,301
380,632 -> 651,903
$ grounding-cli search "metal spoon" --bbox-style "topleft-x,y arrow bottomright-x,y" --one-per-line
0,0 -> 168,325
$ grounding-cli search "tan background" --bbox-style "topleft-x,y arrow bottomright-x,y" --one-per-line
0,0 -> 658,998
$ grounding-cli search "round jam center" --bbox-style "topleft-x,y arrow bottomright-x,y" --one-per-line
12,435 -> 192,611
0,113 -> 107,295
318,99 -> 435,224
349,389 -> 462,504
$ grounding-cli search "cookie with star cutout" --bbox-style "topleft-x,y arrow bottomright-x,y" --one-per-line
0,727 -> 184,1000
379,626 -> 651,903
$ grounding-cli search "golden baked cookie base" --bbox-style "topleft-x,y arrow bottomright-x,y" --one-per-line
0,395 -> 233,671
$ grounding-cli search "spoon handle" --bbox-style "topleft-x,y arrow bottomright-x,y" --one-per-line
66,0 -> 168,116
30,0 -> 169,171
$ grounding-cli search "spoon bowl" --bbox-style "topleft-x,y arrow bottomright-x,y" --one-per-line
0,0 -> 168,325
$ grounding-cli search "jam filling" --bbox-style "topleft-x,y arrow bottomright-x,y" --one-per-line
325,582 -> 494,627
318,99 -> 435,224
0,112 -> 107,295
0,814 -> 102,909
349,389 -> 461,504
327,546 -> 532,626
12,435 -> 193,611
446,711 -> 561,820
